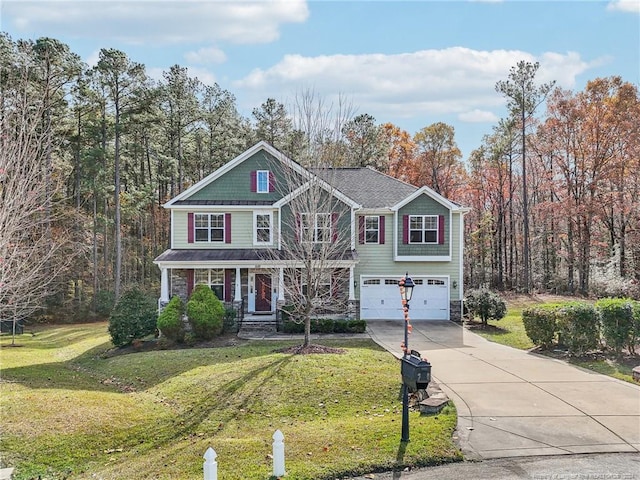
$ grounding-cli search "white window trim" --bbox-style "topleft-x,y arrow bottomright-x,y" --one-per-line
301,212 -> 331,244
256,170 -> 269,193
194,268 -> 225,300
194,213 -> 225,243
364,215 -> 380,244
409,214 -> 438,244
253,211 -> 273,245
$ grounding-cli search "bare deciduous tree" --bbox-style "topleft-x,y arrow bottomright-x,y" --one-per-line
0,67 -> 75,344
262,91 -> 358,349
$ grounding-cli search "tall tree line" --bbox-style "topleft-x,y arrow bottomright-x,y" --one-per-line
2,34 -> 638,324
464,73 -> 640,297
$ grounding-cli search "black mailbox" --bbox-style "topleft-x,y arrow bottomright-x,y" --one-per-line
401,351 -> 431,392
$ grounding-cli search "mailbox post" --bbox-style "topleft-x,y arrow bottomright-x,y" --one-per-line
398,272 -> 415,442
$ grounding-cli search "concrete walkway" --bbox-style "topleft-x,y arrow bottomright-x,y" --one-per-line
366,320 -> 640,460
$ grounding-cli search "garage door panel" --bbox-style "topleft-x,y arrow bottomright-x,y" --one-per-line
360,276 -> 449,320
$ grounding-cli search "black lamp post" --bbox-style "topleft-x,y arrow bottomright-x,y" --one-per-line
399,272 -> 415,442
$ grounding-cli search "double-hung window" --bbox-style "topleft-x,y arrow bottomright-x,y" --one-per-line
195,269 -> 224,300
365,216 -> 379,244
409,215 -> 438,244
254,212 -> 272,244
195,213 -> 224,242
301,213 -> 331,243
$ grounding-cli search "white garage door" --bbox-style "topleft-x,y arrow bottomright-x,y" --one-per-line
360,276 -> 449,320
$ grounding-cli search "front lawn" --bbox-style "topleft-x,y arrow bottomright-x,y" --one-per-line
0,323 -> 461,480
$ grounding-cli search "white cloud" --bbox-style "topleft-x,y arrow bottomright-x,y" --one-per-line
146,66 -> 218,86
4,0 -> 309,45
184,46 -> 227,65
84,49 -> 101,68
458,109 -> 500,123
234,47 -> 603,123
607,0 -> 640,13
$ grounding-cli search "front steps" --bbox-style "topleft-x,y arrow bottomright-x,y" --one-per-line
238,314 -> 277,336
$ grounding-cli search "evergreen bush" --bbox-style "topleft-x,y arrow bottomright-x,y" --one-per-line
522,305 -> 559,349
281,317 -> 366,334
157,296 -> 185,342
464,289 -> 506,325
631,301 -> 640,355
597,298 -> 635,355
556,302 -> 599,355
108,288 -> 157,347
186,285 -> 224,340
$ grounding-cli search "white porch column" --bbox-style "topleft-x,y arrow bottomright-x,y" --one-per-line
160,267 -> 170,303
234,267 -> 242,301
348,266 -> 355,301
278,268 -> 285,301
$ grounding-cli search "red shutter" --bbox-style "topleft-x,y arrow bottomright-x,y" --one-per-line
224,269 -> 233,302
379,216 -> 385,244
438,215 -> 445,245
188,213 -> 194,243
332,213 -> 338,242
250,171 -> 257,192
186,269 -> 194,298
403,215 -> 409,244
225,213 -> 232,243
269,171 -> 275,192
358,216 -> 365,244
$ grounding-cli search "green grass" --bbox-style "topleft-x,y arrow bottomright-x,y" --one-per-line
469,294 -> 638,384
0,324 -> 461,480
469,307 -> 535,350
568,358 -> 636,383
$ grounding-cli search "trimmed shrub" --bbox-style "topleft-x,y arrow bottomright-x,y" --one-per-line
556,302 -> 599,356
108,288 -> 157,347
522,305 -> 559,349
282,319 -> 305,334
281,317 -> 366,334
632,301 -> 640,355
157,296 -> 185,342
317,318 -> 335,333
186,285 -> 224,340
464,289 -> 506,325
333,319 -> 349,333
346,319 -> 367,334
597,298 -> 635,355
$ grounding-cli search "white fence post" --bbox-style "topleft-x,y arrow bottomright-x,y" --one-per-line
272,429 -> 286,477
203,447 -> 217,480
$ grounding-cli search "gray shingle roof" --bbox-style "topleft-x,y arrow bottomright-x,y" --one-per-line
312,167 -> 418,209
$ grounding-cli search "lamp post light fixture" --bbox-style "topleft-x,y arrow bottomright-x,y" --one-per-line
398,272 -> 415,443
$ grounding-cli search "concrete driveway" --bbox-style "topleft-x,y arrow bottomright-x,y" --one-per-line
366,320 -> 640,460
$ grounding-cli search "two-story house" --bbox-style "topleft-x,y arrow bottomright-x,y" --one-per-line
154,141 -> 469,322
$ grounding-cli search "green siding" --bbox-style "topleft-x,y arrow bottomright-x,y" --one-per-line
186,151 -> 301,203
279,194 -> 352,245
397,195 -> 450,256
173,210 -> 278,249
353,212 -> 463,301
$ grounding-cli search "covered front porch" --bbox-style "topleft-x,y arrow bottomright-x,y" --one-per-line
154,248 -> 358,317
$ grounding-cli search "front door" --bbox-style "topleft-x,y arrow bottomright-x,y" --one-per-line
255,274 -> 272,312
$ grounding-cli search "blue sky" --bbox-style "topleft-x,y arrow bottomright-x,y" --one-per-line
2,0 -> 639,159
